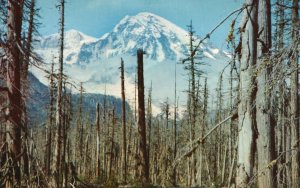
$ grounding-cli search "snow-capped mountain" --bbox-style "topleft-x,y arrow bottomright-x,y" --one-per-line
36,29 -> 97,65
31,12 -> 231,114
77,12 -> 189,63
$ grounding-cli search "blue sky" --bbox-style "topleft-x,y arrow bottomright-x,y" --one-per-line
37,0 -> 243,48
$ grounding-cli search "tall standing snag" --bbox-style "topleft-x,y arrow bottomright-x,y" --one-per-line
137,49 -> 149,184
184,21 -> 199,186
22,0 -> 36,177
120,58 -> 127,182
236,0 -> 258,187
5,0 -> 24,186
290,0 -> 299,187
96,103 -> 101,177
46,62 -> 55,175
53,0 -> 65,186
256,0 -> 275,187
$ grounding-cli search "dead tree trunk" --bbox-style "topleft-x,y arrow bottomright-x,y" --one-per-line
236,0 -> 258,187
137,49 -> 149,184
290,0 -> 299,187
108,108 -> 116,180
186,21 -> 197,187
61,81 -> 70,188
217,73 -> 224,182
76,82 -> 84,174
96,103 -> 101,177
53,0 -> 65,186
120,58 -> 127,182
200,77 -> 208,186
173,63 -> 178,186
147,82 -> 152,181
22,0 -> 35,178
5,0 -> 24,186
46,62 -> 55,175
275,1 -> 285,186
256,0 -> 275,187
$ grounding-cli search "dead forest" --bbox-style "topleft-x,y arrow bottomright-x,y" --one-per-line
0,0 -> 299,187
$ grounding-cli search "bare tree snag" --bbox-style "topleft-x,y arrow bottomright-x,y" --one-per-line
256,0 -> 275,187
147,82 -> 152,179
96,103 -> 101,177
5,0 -> 24,186
137,49 -> 149,185
236,0 -> 258,187
173,63 -> 178,186
120,58 -> 127,183
53,0 -> 65,186
290,0 -> 299,187
22,0 -> 35,178
46,62 -> 55,176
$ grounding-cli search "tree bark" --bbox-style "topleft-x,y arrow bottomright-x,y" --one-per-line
173,63 -> 178,186
187,21 -> 197,187
290,0 -> 299,187
53,0 -> 65,186
108,108 -> 116,180
120,58 -> 127,183
256,0 -> 275,187
96,103 -> 101,177
46,62 -> 55,175
236,0 -> 258,187
5,0 -> 24,186
275,1 -> 285,186
137,49 -> 149,185
22,0 -> 35,178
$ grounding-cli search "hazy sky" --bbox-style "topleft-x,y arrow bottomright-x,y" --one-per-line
37,0 -> 243,49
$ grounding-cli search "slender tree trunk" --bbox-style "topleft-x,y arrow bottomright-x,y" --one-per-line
22,0 -> 35,178
137,49 -> 149,185
53,0 -> 65,186
217,73 -> 224,183
275,1 -> 285,186
127,115 -> 133,178
147,83 -> 152,182
200,77 -> 208,186
120,58 -> 127,183
46,62 -> 55,176
187,21 -> 197,186
96,103 -> 101,177
108,108 -> 116,180
228,61 -> 234,186
173,63 -> 177,186
61,82 -> 70,188
286,116 -> 292,187
76,82 -> 84,174
221,144 -> 228,184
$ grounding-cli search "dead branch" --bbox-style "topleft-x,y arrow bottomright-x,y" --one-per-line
182,5 -> 248,63
172,115 -> 233,168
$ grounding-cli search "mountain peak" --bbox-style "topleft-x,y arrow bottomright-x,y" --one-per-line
64,29 -> 97,43
38,29 -> 96,50
65,29 -> 86,38
94,12 -> 189,61
37,12 -> 224,65
115,12 -> 187,39
136,12 -> 158,17
134,12 -> 170,21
